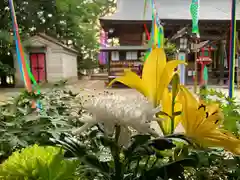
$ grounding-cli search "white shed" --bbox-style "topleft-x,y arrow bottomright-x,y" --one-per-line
13,33 -> 78,87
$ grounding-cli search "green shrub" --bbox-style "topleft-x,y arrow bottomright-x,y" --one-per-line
0,144 -> 78,180
52,129 -> 198,180
0,88 -> 83,162
200,88 -> 240,135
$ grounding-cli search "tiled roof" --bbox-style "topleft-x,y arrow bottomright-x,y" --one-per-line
100,0 -> 240,21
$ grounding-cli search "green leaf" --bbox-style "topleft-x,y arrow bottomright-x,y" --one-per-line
52,136 -> 87,158
83,155 -> 110,176
174,146 -> 189,161
150,138 -> 176,151
124,135 -> 151,158
99,135 -> 116,147
223,116 -> 238,134
0,145 -> 78,179
140,158 -> 197,179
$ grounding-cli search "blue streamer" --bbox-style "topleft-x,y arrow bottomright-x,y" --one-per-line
229,0 -> 237,98
9,0 -> 24,82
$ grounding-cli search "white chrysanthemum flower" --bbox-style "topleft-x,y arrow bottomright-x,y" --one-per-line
72,94 -> 162,146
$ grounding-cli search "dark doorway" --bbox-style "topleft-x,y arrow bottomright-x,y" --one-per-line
0,53 -> 15,88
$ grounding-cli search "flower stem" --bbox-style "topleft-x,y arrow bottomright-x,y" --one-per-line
134,158 -> 141,177
151,157 -> 159,168
171,95 -> 175,134
144,156 -> 150,170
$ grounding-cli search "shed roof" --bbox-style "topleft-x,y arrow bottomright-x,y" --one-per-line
100,0 -> 240,21
23,33 -> 79,54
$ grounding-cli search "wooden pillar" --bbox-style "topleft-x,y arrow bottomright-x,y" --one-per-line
107,51 -> 111,83
219,40 -> 226,85
178,52 -> 186,85
236,31 -> 240,88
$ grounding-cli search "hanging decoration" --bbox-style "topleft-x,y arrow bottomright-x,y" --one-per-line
99,29 -> 108,65
143,24 -> 150,40
152,0 -> 164,48
190,0 -> 200,93
228,0 -> 237,98
9,0 -> 41,110
143,0 -> 165,62
190,0 -> 200,38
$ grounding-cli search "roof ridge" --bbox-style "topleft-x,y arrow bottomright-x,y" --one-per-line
36,33 -> 78,53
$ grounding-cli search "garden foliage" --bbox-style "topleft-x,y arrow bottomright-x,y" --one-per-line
0,144 -> 78,179
1,49 -> 240,179
0,87 -> 82,162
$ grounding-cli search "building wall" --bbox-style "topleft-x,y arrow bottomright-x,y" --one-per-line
62,51 -> 78,82
13,51 -> 25,87
47,49 -> 64,83
115,24 -> 143,46
14,35 -> 78,87
119,32 -> 142,45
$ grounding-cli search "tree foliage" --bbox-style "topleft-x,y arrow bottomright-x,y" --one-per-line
0,0 -> 115,72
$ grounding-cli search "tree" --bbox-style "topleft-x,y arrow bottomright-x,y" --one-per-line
0,0 -> 116,75
55,0 -> 116,71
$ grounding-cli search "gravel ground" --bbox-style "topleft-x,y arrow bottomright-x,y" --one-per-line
0,80 -> 239,102
0,80 -> 238,134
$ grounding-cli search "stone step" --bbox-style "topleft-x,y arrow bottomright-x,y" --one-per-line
90,73 -> 108,80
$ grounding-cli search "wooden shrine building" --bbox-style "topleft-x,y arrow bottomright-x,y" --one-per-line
99,0 -> 240,85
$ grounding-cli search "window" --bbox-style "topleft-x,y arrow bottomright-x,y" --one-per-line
111,51 -> 119,61
119,51 -> 126,60
126,51 -> 138,60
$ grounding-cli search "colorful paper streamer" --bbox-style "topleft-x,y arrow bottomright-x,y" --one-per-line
228,0 -> 237,98
143,0 -> 164,62
9,0 -> 41,109
99,29 -> 108,65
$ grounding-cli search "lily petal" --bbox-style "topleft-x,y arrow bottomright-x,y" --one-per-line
142,48 -> 166,104
108,69 -> 148,97
179,86 -> 240,155
200,131 -> 240,154
179,86 -> 199,133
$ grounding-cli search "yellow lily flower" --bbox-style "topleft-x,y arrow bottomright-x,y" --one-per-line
109,48 -> 186,106
179,86 -> 240,154
159,88 -> 182,135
